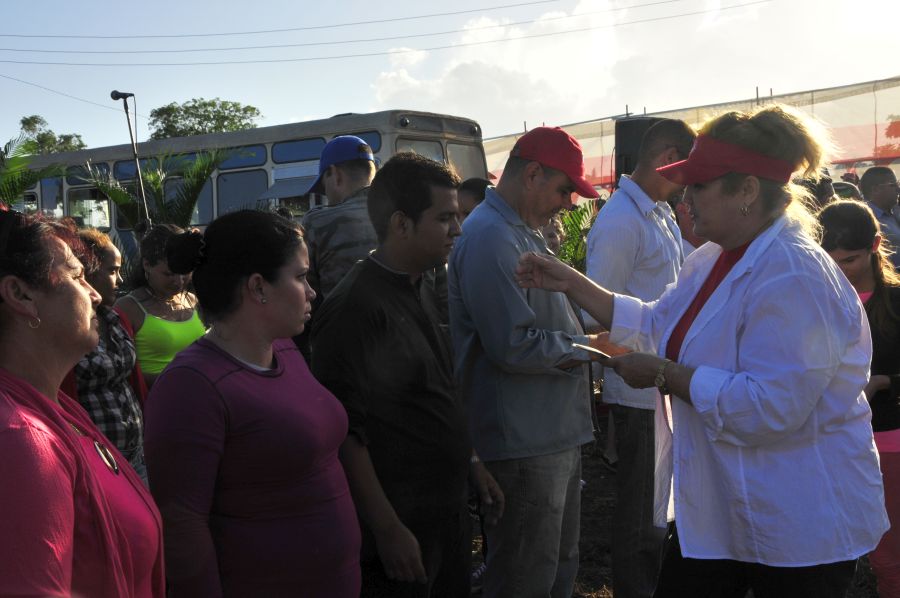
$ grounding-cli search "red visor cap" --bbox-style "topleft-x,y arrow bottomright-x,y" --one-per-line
512,127 -> 600,199
656,135 -> 796,186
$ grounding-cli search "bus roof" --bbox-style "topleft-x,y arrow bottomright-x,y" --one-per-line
28,109 -> 484,168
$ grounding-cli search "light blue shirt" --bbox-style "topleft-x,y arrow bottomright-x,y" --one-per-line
448,188 -> 594,461
867,201 -> 900,269
585,176 -> 683,410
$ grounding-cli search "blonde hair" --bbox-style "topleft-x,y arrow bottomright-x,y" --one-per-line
700,104 -> 834,239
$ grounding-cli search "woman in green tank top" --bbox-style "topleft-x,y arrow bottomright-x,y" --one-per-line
115,224 -> 206,387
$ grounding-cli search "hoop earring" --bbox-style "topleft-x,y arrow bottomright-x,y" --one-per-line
28,316 -> 41,329
740,204 -> 750,216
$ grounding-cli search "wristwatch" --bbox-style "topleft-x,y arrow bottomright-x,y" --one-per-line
655,359 -> 673,394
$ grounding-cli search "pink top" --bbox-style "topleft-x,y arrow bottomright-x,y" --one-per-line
73,433 -> 159,597
0,368 -> 165,598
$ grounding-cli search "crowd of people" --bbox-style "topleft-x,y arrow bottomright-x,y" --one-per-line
0,102 -> 898,598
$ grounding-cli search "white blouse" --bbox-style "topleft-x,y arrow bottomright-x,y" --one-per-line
610,216 -> 889,566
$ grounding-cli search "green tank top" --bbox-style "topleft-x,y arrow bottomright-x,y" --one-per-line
134,306 -> 206,375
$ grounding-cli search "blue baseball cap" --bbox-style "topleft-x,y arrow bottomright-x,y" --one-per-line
307,135 -> 376,195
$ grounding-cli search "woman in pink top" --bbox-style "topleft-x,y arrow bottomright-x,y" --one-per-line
0,210 -> 164,597
144,210 -> 361,597
820,199 -> 900,597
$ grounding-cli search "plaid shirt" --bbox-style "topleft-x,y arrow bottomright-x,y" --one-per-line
75,307 -> 144,453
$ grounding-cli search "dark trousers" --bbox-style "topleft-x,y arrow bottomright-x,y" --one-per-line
612,404 -> 666,598
360,507 -> 471,598
653,525 -> 858,598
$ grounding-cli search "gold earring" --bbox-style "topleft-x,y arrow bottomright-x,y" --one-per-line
28,316 -> 41,329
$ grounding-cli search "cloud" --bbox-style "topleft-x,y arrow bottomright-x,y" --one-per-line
387,47 -> 430,69
368,0 -> 900,140
370,0 -> 623,136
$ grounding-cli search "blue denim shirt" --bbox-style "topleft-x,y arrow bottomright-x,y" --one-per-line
448,188 -> 594,461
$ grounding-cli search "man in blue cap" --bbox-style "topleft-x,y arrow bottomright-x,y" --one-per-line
301,135 -> 379,301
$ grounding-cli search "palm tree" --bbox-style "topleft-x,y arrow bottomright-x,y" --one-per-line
0,135 -> 63,209
87,150 -> 229,229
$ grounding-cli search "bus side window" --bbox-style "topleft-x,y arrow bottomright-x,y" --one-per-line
40,177 -> 64,217
217,169 -> 268,215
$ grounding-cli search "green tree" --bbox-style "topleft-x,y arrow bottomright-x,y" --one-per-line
148,98 -> 261,140
87,151 -> 228,229
19,115 -> 87,154
0,134 -> 63,208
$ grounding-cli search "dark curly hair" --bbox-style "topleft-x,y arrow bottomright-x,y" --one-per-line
166,210 -> 304,322
126,223 -> 184,290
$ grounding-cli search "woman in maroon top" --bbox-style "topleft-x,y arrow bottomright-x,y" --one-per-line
0,211 -> 164,597
144,210 -> 361,597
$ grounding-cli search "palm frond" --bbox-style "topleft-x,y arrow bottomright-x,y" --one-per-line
557,203 -> 595,273
0,135 -> 63,208
166,150 -> 229,228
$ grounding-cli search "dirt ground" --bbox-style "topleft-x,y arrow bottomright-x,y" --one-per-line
474,407 -> 880,597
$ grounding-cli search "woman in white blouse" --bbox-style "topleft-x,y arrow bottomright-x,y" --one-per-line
517,104 -> 888,598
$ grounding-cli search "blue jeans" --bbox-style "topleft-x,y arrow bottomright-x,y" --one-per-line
483,447 -> 581,598
612,404 -> 666,598
123,443 -> 148,486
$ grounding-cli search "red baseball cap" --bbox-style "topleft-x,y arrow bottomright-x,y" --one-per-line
656,135 -> 795,186
511,127 -> 599,199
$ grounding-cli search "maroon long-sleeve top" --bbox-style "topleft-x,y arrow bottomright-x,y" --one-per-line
144,337 -> 361,597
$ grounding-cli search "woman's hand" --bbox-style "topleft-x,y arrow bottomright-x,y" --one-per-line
606,352 -> 669,389
515,252 -> 577,293
864,375 -> 891,400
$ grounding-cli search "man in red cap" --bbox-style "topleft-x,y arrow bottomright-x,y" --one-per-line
449,127 -> 602,597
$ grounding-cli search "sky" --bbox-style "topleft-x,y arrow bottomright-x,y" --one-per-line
0,0 -> 897,149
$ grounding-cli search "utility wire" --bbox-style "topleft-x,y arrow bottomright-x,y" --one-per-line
0,72 -> 149,119
0,0 -> 559,39
0,0 -> 685,54
0,1 -> 770,67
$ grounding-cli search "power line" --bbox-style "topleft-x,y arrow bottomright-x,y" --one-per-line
0,1 -> 770,67
0,73 -> 149,119
0,0 -> 685,55
0,1 -> 560,39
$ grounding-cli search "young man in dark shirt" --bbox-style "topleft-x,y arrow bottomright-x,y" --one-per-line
311,152 -> 503,597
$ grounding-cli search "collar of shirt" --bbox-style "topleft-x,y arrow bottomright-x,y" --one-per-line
99,304 -> 120,326
617,175 -> 660,217
867,200 -> 888,218
483,187 -> 556,252
367,253 -> 422,291
484,187 -> 529,229
344,186 -> 370,204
